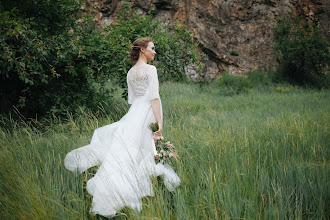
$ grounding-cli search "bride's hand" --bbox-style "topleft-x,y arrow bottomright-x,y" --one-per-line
154,123 -> 162,136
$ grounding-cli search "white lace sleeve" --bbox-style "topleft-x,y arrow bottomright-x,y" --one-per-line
146,66 -> 160,101
127,76 -> 135,104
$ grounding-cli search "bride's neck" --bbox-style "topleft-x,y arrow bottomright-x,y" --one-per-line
135,55 -> 148,66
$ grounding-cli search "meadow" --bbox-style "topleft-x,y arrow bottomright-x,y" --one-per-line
1,82 -> 329,219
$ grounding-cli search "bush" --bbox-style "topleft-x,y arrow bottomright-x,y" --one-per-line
0,1 -> 203,118
0,0 -> 80,36
0,9 -> 109,117
218,72 -> 252,96
273,16 -> 330,88
229,49 -> 239,56
217,71 -> 276,96
247,70 -> 273,86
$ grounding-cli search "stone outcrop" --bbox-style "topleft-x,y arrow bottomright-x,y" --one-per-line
85,0 -> 329,80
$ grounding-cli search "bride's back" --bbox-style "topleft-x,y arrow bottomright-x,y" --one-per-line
127,65 -> 154,97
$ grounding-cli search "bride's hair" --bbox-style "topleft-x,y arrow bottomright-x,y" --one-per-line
129,38 -> 153,62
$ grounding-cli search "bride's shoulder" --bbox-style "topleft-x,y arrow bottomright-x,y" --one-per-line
146,64 -> 155,68
142,64 -> 156,70
130,64 -> 156,73
147,64 -> 158,73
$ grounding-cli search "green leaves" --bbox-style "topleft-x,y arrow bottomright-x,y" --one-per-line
1,0 -> 80,37
0,1 -> 203,117
274,16 -> 330,88
0,9 -> 107,117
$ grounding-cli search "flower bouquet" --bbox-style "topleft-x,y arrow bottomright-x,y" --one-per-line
148,122 -> 178,164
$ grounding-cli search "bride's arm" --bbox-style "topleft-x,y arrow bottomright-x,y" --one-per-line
151,98 -> 162,136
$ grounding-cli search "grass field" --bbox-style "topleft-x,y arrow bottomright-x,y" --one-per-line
1,82 -> 329,219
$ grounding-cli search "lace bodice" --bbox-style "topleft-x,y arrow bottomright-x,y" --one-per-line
127,65 -> 160,104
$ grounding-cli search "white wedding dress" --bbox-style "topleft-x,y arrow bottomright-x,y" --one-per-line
64,65 -> 180,217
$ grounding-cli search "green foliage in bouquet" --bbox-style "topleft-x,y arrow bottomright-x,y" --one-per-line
148,122 -> 177,164
148,122 -> 159,132
154,138 -> 177,164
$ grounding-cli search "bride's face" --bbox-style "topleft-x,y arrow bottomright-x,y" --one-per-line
142,42 -> 156,62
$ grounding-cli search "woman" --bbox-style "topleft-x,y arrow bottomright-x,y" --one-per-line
64,38 -> 180,217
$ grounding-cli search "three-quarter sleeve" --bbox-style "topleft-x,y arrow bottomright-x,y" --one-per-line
127,77 -> 135,104
146,66 -> 160,101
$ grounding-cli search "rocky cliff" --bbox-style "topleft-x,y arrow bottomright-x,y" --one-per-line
85,0 -> 329,80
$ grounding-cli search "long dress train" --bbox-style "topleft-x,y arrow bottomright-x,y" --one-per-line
64,65 -> 180,217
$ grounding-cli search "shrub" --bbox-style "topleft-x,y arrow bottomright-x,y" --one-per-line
273,16 -> 330,88
0,0 -> 80,36
229,49 -> 239,56
247,70 -> 272,86
218,72 -> 252,96
0,9 -> 111,117
217,71 -> 277,96
0,1 -> 203,118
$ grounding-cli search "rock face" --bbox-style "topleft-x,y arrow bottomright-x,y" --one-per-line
86,0 -> 329,80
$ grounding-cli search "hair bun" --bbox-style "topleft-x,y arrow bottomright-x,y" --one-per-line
129,38 -> 153,62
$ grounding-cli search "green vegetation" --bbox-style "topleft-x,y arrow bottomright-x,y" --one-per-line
0,1 -> 202,117
0,3 -> 107,117
274,16 -> 330,88
1,82 -> 329,219
0,0 -> 80,36
229,49 -> 239,56
1,1 -> 329,219
216,71 -> 273,96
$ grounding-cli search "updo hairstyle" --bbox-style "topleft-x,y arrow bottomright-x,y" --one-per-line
129,38 -> 153,62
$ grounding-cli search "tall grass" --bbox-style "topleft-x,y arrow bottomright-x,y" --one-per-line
1,82 -> 329,219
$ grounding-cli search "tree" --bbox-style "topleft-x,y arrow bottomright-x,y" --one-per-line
274,16 -> 329,88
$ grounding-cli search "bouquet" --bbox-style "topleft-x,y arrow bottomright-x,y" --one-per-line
148,122 -> 178,164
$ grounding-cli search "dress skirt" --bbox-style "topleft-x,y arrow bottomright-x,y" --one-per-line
64,97 -> 180,217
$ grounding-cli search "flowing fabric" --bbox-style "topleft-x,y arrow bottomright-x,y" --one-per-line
64,65 -> 180,217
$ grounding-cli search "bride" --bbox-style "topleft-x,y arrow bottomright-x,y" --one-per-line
64,38 -> 180,217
